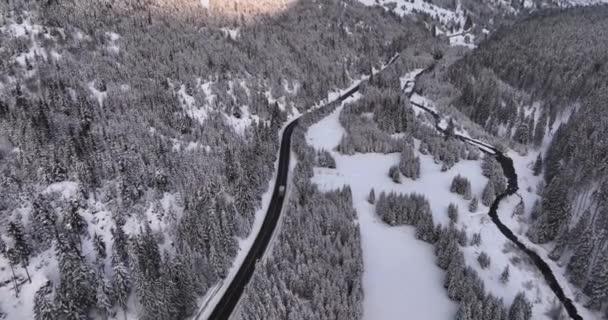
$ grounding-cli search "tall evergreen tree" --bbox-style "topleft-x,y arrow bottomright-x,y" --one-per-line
533,153 -> 543,176
34,281 -> 55,320
508,293 -> 532,320
7,221 -> 32,282
481,181 -> 495,207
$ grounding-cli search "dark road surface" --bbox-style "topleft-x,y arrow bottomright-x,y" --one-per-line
208,54 -> 400,320
207,119 -> 298,320
407,70 -> 582,319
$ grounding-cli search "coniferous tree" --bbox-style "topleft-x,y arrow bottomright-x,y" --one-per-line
533,153 -> 543,176
533,113 -> 547,147
508,293 -> 532,320
0,238 -> 19,297
500,265 -> 510,284
112,252 -> 130,320
584,251 -> 608,310
448,203 -> 459,224
55,234 -> 95,318
477,252 -> 491,269
451,175 -> 472,199
34,281 -> 55,320
470,233 -> 482,246
566,219 -> 593,288
65,199 -> 87,240
30,195 -> 58,249
368,188 -> 376,204
7,221 -> 32,283
96,275 -> 114,320
469,197 -> 479,213
399,145 -> 421,180
481,181 -> 495,207
389,165 -> 401,184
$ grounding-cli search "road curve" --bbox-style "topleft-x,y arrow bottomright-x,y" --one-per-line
206,118 -> 298,320
207,54 -> 400,320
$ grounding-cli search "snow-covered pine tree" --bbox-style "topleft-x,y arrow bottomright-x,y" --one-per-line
112,252 -> 130,320
508,293 -> 532,320
533,153 -> 543,176
7,221 -> 32,282
450,175 -> 472,199
500,265 -> 510,284
34,281 -> 55,320
469,196 -> 479,213
399,144 -> 421,180
368,188 -> 376,204
54,233 -> 96,318
481,181 -> 495,207
448,203 -> 459,224
477,252 -> 491,269
95,274 -> 113,320
389,165 -> 401,184
30,195 -> 57,249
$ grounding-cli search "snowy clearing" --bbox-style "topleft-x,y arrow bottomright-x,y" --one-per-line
304,85 -> 590,318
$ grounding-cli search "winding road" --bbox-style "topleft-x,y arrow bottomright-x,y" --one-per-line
205,54 -> 581,320
205,119 -> 298,320
407,71 -> 583,320
205,55 -> 400,320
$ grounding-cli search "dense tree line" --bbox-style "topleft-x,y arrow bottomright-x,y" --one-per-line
0,0 -> 440,318
439,5 -> 608,314
373,190 -> 534,320
239,101 -> 365,320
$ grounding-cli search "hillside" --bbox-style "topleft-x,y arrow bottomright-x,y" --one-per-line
1,0 -> 608,319
0,0 -> 438,318
419,4 -> 608,317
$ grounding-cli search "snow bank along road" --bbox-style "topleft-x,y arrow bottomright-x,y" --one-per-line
206,54 -> 400,320
206,118 -> 298,320
407,71 -> 582,320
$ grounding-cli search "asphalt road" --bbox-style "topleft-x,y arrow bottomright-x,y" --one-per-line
207,54 -> 400,320
206,118 -> 298,320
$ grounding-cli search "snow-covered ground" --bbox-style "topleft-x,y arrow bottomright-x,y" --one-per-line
449,33 -> 476,49
489,103 -> 603,319
306,103 -> 460,319
556,0 -> 608,6
495,150 -> 602,319
303,75 -> 593,318
0,181 -> 186,319
400,68 -> 424,95
356,0 -> 466,30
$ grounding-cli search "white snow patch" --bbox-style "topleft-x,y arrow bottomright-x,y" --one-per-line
179,84 -> 209,124
43,181 -> 79,199
224,106 -> 261,136
356,0 -> 465,28
88,81 -> 107,107
221,27 -> 240,40
449,33 -> 477,49
106,32 -> 120,53
400,68 -> 424,94
307,105 -> 460,319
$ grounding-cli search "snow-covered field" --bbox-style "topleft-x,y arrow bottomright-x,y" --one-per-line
490,105 -> 603,319
306,103 -> 457,319
303,78 -> 593,318
356,0 -> 466,29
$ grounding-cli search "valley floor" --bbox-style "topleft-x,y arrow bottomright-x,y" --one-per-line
303,71 -> 601,319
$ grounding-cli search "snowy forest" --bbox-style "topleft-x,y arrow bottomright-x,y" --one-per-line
2,0 -> 608,319
446,6 -> 608,314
